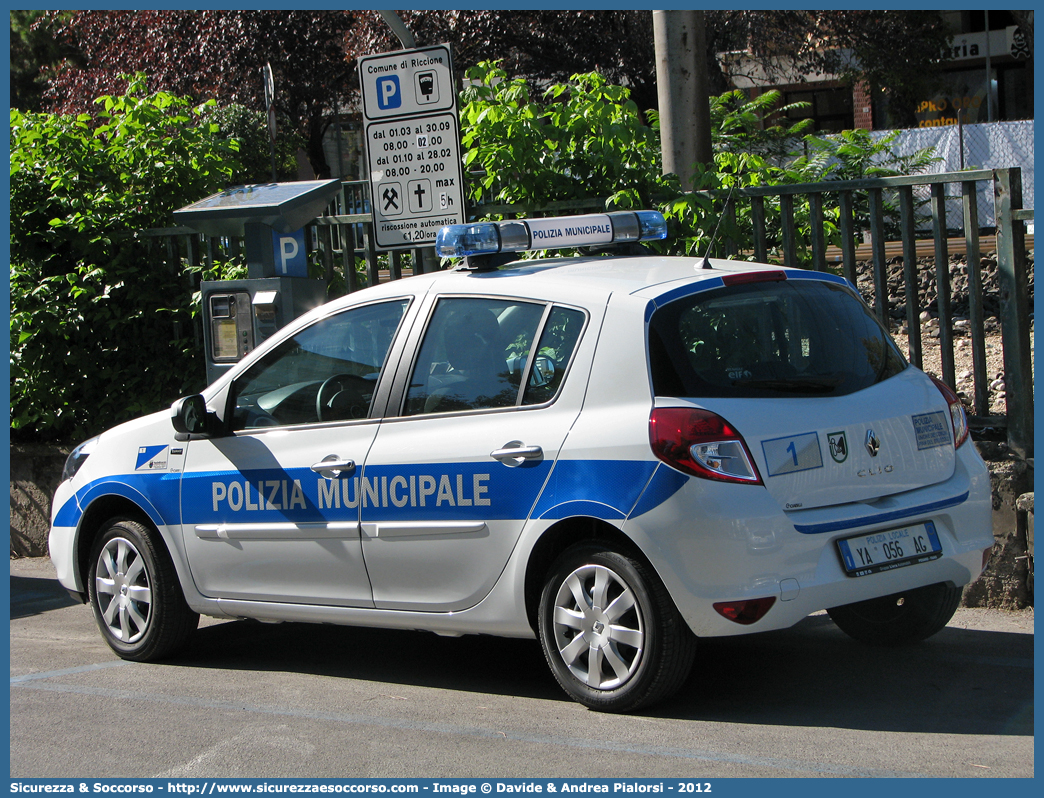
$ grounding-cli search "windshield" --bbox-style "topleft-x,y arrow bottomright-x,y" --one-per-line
648,279 -> 907,399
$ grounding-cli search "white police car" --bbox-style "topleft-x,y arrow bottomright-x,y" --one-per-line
50,211 -> 994,712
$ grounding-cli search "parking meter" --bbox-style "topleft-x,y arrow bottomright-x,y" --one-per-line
174,180 -> 342,384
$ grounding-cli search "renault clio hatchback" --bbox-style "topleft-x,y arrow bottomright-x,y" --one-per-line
50,211 -> 994,712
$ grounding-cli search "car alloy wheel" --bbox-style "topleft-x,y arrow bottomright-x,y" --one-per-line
88,518 -> 199,661
538,543 -> 696,712
94,534 -> 153,644
550,562 -> 645,690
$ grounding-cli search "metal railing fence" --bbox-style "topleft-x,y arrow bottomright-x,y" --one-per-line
673,168 -> 1033,458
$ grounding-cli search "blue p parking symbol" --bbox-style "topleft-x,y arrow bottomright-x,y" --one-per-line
273,228 -> 307,277
376,76 -> 401,110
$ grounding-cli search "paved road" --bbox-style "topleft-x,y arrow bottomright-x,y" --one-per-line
10,557 -> 1034,779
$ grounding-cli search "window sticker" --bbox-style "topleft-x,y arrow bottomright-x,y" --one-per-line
912,411 -> 952,450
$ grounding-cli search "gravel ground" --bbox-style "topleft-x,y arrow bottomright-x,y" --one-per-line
853,249 -> 1036,609
897,319 -> 1024,417
855,249 -> 1035,417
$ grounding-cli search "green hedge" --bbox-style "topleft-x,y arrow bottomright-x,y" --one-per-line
10,76 -> 239,443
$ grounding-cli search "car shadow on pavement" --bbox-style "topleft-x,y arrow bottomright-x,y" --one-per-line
174,611 -> 1032,736
667,613 -> 1034,736
9,574 -> 79,620
182,617 -> 563,703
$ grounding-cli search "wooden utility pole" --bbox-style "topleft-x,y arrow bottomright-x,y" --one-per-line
653,10 -> 712,191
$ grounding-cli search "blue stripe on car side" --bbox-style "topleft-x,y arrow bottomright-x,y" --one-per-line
648,276 -> 726,312
57,459 -> 682,529
629,463 -> 690,519
791,491 -> 970,534
52,474 -> 182,529
783,269 -> 857,293
538,500 -> 627,521
533,460 -> 660,520
782,269 -> 848,285
645,271 -> 853,323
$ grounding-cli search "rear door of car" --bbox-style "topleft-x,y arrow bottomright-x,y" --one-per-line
357,293 -> 591,611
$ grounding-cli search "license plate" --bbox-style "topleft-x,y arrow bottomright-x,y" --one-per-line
837,521 -> 942,577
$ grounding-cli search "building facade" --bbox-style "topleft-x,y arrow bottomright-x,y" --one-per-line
727,10 -> 1033,132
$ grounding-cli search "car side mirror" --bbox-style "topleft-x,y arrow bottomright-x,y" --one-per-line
171,394 -> 218,436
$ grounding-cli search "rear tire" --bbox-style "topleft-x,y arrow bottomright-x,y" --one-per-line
537,543 -> 696,712
827,582 -> 961,646
88,518 -> 198,661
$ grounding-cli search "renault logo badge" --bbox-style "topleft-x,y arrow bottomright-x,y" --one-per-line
865,429 -> 881,457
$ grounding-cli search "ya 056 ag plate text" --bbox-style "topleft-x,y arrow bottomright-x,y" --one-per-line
837,521 -> 942,577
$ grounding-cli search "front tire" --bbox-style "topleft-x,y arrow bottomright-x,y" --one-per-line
88,518 -> 198,661
537,543 -> 696,712
827,582 -> 961,646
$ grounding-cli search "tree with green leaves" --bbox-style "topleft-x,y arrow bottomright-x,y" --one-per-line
202,103 -> 304,184
10,76 -> 239,441
460,62 -> 665,211
354,10 -> 952,127
346,10 -> 659,112
459,64 -> 937,263
9,10 -> 83,111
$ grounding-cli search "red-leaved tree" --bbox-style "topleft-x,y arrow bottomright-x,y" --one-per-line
44,10 -> 359,177
46,10 -> 662,151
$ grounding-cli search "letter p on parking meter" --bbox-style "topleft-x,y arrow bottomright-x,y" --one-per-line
273,228 -> 308,277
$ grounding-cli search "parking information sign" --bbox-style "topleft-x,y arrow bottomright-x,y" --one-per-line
360,45 -> 465,249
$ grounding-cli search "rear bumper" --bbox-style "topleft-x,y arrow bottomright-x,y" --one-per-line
623,443 -> 993,638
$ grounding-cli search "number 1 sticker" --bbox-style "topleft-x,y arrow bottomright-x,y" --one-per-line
761,432 -> 823,477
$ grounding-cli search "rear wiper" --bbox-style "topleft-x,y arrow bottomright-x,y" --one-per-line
732,377 -> 841,393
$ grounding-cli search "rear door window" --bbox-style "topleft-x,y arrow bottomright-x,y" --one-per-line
403,297 -> 587,415
649,279 -> 907,398
522,305 -> 586,406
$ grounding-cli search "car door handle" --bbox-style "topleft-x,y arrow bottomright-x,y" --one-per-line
310,456 -> 356,478
490,443 -> 543,465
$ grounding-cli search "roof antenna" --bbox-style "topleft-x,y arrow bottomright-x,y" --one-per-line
700,181 -> 737,269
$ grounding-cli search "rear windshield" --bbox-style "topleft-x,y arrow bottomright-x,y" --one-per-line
648,279 -> 907,398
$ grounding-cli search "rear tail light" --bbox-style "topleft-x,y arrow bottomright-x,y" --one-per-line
713,597 -> 776,625
649,407 -> 763,485
928,375 -> 969,449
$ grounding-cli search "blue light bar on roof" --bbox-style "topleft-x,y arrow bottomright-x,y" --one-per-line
435,210 -> 667,259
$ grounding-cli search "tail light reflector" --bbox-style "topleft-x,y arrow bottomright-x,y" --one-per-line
649,407 -> 762,485
928,375 -> 969,449
713,597 -> 776,625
